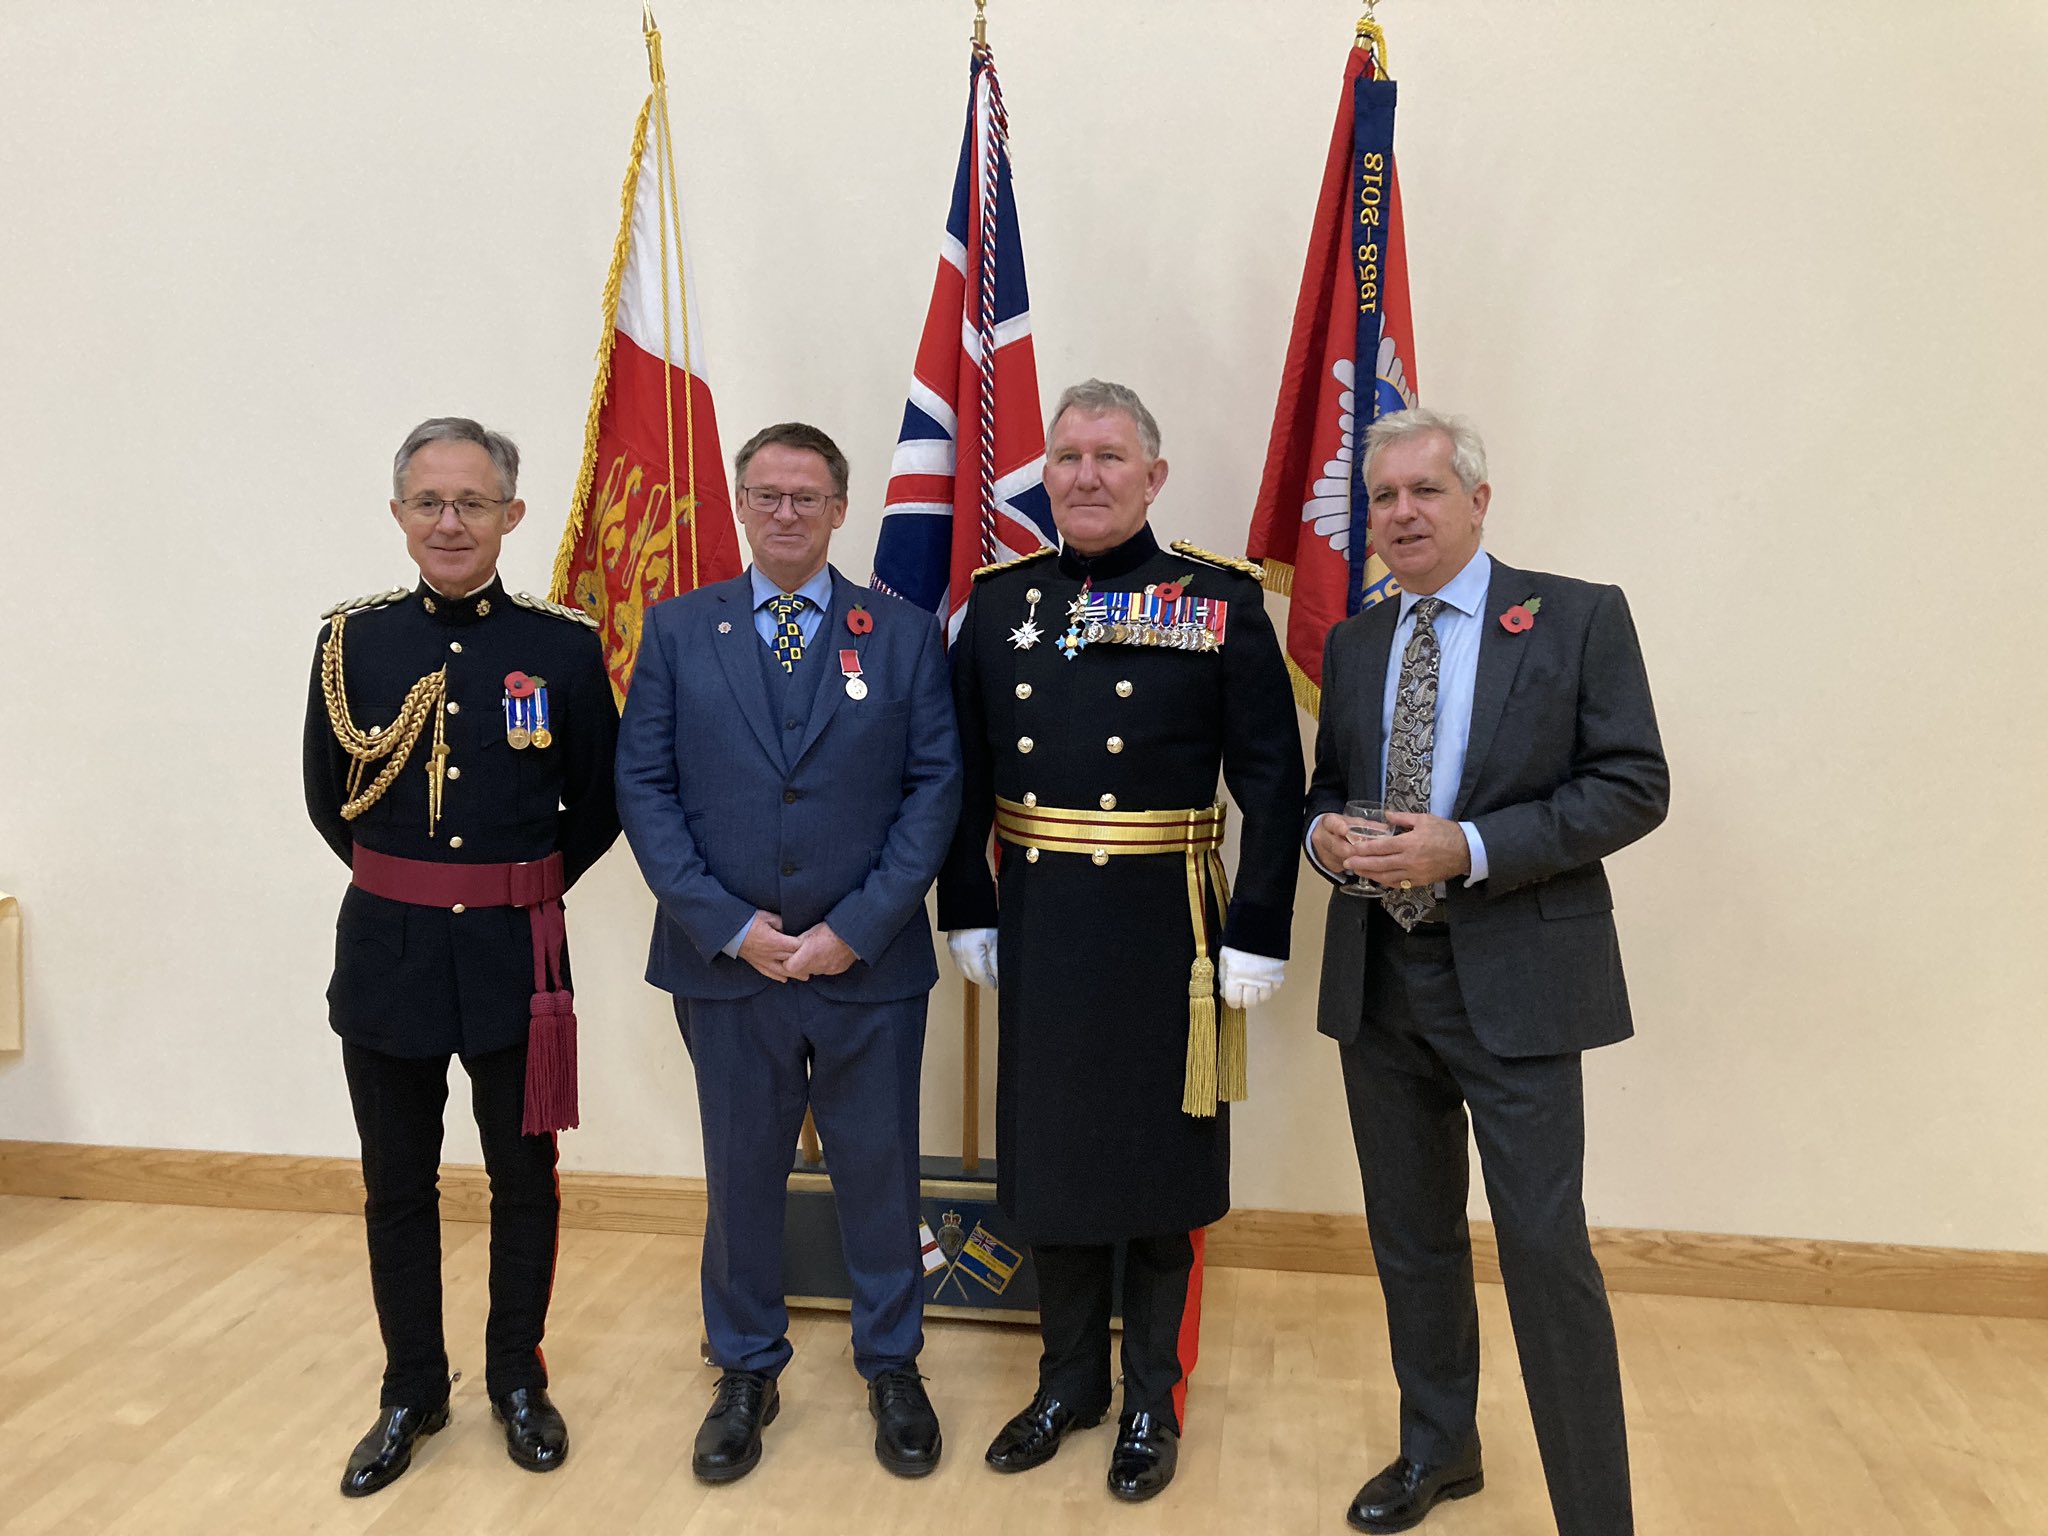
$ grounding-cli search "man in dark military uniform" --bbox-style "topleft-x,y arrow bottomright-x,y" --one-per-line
304,416 -> 620,1497
938,380 -> 1304,1501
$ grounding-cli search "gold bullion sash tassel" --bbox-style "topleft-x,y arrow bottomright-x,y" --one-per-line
320,610 -> 451,835
992,797 -> 1245,1117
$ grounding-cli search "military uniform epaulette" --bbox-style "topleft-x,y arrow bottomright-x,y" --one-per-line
973,548 -> 1057,582
320,587 -> 410,621
512,591 -> 600,629
1170,541 -> 1264,581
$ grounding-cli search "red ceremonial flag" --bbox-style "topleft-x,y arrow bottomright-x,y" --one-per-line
1244,17 -> 1418,715
551,12 -> 742,702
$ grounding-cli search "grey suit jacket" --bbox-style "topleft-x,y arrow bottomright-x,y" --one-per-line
1305,557 -> 1668,1057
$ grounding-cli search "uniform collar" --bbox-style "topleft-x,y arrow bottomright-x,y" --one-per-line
1057,522 -> 1159,582
416,574 -> 505,625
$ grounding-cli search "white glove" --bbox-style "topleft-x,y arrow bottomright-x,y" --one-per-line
1218,947 -> 1286,1011
947,928 -> 1000,991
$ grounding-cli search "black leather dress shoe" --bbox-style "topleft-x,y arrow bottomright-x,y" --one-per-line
491,1386 -> 569,1472
339,1402 -> 449,1498
869,1365 -> 943,1476
692,1369 -> 780,1484
1106,1411 -> 1179,1502
984,1390 -> 1104,1473
1347,1451 -> 1485,1532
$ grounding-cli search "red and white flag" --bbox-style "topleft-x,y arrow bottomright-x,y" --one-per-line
551,13 -> 742,701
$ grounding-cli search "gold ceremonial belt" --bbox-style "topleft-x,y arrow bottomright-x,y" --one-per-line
992,796 -> 1243,1118
993,798 -> 1225,860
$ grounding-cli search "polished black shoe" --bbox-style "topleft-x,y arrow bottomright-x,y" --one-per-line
1106,1411 -> 1179,1502
984,1389 -> 1103,1473
338,1402 -> 450,1498
692,1369 -> 780,1484
867,1365 -> 943,1476
1346,1451 -> 1485,1532
491,1385 -> 569,1472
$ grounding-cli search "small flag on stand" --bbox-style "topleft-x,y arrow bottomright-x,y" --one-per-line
1244,13 -> 1420,715
551,9 -> 743,701
869,24 -> 1056,638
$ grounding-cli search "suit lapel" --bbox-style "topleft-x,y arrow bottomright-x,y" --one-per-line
1354,601 -> 1399,802
1452,559 -> 1532,816
789,568 -> 852,768
710,578 -> 786,765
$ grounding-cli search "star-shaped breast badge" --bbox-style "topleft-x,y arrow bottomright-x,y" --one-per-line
1008,618 -> 1043,650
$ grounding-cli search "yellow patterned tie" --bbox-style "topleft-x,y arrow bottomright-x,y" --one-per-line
767,593 -> 808,673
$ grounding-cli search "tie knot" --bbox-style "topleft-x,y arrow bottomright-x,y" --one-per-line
767,593 -> 807,620
1411,597 -> 1446,628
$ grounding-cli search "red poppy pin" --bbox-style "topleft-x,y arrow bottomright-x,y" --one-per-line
503,670 -> 537,698
1154,580 -> 1185,603
1499,596 -> 1542,634
846,605 -> 875,636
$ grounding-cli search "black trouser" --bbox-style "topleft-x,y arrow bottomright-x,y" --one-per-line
341,1039 -> 560,1409
1032,1232 -> 1197,1432
1338,908 -> 1633,1536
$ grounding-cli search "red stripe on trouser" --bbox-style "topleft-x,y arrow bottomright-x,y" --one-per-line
1172,1226 -> 1206,1427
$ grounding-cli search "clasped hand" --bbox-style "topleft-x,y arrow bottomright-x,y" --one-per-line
1311,811 -> 1471,890
739,913 -> 856,983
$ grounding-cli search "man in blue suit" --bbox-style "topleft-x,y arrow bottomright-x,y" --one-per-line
616,422 -> 962,1485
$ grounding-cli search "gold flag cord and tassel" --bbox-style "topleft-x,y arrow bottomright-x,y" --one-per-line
993,798 -> 1247,1118
320,611 -> 450,834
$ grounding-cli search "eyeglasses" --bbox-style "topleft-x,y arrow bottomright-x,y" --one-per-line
399,495 -> 511,525
739,486 -> 840,518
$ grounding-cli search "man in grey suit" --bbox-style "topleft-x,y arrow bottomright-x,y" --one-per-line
1305,408 -> 1667,1536
616,422 -> 961,1485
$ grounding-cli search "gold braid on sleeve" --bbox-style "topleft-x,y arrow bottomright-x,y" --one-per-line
320,611 -> 450,832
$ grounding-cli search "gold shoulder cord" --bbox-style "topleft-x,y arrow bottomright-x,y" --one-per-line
320,611 -> 450,834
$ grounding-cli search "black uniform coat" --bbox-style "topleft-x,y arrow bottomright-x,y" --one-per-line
304,577 -> 621,1059
937,525 -> 1305,1244
1305,559 -> 1668,1057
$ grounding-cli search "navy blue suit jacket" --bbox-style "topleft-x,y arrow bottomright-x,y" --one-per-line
616,566 -> 962,1003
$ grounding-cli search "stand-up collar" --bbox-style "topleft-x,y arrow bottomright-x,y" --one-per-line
415,574 -> 505,625
1057,522 -> 1160,582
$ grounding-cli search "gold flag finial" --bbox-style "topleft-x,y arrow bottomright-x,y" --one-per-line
974,0 -> 988,49
643,7 -> 666,85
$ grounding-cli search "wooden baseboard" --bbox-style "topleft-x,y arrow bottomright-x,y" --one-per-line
3,1139 -> 2041,1320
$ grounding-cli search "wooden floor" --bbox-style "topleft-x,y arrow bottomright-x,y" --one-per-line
2,1196 -> 2043,1535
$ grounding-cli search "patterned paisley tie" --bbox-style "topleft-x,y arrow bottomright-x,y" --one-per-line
766,593 -> 808,673
1383,597 -> 1445,930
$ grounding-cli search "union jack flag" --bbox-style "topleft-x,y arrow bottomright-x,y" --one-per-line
870,42 -> 1055,639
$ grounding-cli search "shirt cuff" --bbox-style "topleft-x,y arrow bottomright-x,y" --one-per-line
721,914 -> 754,959
1459,821 -> 1489,885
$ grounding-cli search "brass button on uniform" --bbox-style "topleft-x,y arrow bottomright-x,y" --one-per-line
449,641 -> 463,654
1015,683 -> 1032,700
448,836 -> 464,849
1025,847 -> 1041,863
1115,680 -> 1133,698
451,903 -> 466,914
1106,735 -> 1124,754
447,765 -> 461,780
1017,736 -> 1034,754
1023,792 -> 1038,807
1091,849 -> 1109,867
1099,793 -> 1117,810
446,701 -> 460,716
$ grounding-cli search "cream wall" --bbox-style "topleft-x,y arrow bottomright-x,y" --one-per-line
2,1 -> 2044,1252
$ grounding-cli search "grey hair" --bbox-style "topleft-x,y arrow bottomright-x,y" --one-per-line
1049,378 -> 1162,460
1363,407 -> 1488,493
392,417 -> 521,500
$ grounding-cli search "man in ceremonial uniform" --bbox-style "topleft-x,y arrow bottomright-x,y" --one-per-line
304,417 -> 620,1497
1305,408 -> 1666,1535
615,423 -> 959,1484
939,380 -> 1304,1502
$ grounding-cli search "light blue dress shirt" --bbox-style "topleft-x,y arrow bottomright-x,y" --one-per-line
1311,548 -> 1492,888
722,563 -> 838,957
